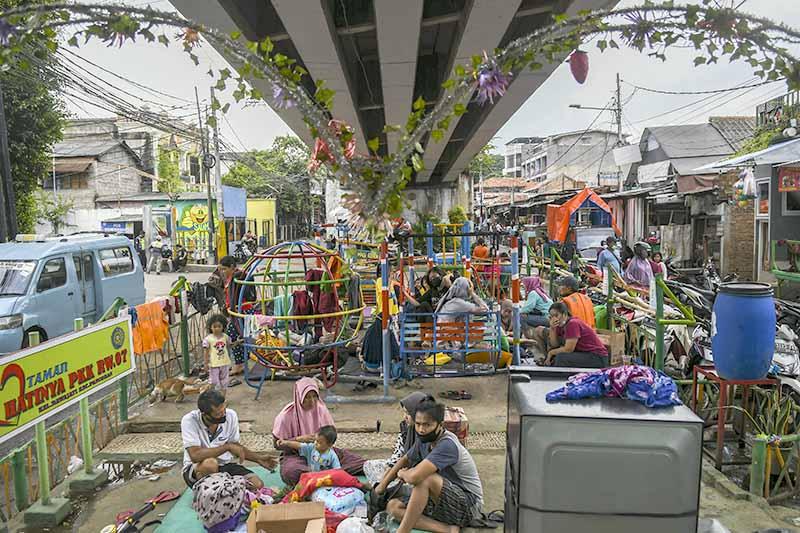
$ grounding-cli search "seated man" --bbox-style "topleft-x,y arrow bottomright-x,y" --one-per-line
544,302 -> 609,368
181,389 -> 278,488
377,397 -> 483,533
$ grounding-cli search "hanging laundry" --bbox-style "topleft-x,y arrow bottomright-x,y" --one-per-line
292,289 -> 313,330
132,301 -> 170,355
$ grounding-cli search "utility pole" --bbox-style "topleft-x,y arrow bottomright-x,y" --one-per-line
210,87 -> 225,253
615,72 -> 623,147
569,72 -> 625,190
195,87 -> 217,264
0,81 -> 12,241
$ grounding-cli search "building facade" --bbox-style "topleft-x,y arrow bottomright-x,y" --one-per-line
520,130 -> 621,187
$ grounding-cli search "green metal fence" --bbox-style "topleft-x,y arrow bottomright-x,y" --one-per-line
0,306 -> 209,523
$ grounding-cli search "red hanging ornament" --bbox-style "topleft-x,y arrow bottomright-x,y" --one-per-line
569,50 -> 589,84
307,120 -> 357,173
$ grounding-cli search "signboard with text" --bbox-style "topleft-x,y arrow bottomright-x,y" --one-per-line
779,167 -> 800,192
0,317 -> 135,445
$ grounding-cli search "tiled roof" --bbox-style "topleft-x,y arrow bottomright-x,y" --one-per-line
709,116 -> 757,152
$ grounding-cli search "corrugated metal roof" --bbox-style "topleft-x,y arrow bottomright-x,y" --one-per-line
54,157 -> 94,173
53,139 -> 123,157
696,138 -> 800,170
646,123 -> 735,158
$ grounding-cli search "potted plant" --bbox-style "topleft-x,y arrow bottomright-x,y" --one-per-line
747,388 -> 799,478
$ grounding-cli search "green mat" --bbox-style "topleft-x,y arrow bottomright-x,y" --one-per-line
155,468 -> 425,533
155,466 -> 282,532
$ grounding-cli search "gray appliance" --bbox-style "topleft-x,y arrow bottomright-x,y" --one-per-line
506,367 -> 703,533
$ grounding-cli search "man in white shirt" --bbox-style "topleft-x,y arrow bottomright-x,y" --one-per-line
181,389 -> 278,488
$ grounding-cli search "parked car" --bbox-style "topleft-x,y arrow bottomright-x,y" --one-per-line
0,233 -> 146,353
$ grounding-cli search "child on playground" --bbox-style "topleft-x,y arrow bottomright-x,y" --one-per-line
203,314 -> 241,394
277,425 -> 341,472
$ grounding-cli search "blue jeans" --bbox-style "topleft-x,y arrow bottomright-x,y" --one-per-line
522,313 -> 549,328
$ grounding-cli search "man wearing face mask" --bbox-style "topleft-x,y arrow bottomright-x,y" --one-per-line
181,389 -> 278,488
378,397 -> 483,533
409,267 -> 450,314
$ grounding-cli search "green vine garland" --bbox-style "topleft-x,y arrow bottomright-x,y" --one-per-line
0,1 -> 799,221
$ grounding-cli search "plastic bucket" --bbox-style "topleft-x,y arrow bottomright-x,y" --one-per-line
711,282 -> 775,380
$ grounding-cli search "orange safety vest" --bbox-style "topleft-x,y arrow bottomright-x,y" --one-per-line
563,292 -> 596,329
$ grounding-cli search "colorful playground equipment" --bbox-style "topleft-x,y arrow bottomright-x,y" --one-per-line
231,241 -> 366,399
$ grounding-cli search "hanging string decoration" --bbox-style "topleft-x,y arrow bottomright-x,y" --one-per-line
1,3 -> 800,220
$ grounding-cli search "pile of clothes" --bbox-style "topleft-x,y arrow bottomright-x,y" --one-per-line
191,470 -> 369,533
545,365 -> 681,408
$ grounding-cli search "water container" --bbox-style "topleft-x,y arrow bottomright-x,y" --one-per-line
711,282 -> 775,380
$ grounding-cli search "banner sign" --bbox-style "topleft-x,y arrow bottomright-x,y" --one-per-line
0,317 -> 135,445
779,167 -> 800,192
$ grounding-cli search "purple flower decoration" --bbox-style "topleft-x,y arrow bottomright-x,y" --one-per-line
272,85 -> 294,109
476,63 -> 511,105
0,19 -> 16,47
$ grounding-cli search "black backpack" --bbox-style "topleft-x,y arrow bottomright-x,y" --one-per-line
189,282 -> 215,315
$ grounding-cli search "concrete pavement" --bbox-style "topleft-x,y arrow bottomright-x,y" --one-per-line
144,271 -> 209,300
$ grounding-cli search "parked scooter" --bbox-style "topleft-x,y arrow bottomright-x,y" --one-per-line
233,241 -> 252,262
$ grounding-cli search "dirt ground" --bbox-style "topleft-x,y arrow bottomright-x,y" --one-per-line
10,373 -> 800,532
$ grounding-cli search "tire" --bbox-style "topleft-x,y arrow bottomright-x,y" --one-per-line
21,327 -> 47,349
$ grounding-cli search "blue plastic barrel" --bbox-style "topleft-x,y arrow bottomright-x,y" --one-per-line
711,282 -> 775,380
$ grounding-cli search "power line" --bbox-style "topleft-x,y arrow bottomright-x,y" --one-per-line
622,77 -> 784,96
629,77 -> 760,125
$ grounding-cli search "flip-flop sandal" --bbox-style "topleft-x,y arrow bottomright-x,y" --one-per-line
439,390 -> 461,400
228,378 -> 242,387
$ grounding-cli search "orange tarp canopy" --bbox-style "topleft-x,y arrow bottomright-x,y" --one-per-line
546,187 -> 622,242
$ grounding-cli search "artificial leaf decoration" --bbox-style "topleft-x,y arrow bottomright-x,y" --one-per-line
569,49 -> 589,84
3,2 -> 800,220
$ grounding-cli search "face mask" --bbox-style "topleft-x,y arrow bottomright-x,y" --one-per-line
418,426 -> 441,443
203,413 -> 226,426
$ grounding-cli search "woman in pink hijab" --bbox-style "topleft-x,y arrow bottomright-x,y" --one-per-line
272,377 -> 365,484
520,276 -> 552,328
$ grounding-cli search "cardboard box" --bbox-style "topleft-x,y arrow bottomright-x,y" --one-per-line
247,502 -> 325,533
596,328 -> 626,366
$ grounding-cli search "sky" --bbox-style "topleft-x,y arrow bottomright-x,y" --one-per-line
66,0 -> 800,155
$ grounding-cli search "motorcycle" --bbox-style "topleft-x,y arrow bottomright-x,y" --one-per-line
233,241 -> 253,262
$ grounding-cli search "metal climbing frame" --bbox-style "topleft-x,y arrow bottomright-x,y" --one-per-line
399,311 -> 504,377
230,241 -> 366,399
397,225 -> 523,370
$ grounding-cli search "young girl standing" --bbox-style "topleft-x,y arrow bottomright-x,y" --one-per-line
203,314 -> 234,394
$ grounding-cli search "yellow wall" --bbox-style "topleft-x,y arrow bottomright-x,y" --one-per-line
247,199 -> 277,246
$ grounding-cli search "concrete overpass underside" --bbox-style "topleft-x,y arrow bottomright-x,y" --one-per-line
172,0 -> 616,189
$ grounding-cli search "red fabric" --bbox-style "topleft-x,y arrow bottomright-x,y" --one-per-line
325,510 -> 348,533
546,188 -> 622,243
556,318 -> 608,355
281,469 -> 362,503
292,290 -> 313,328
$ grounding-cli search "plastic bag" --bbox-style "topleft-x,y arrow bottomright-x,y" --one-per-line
337,517 -> 375,533
311,486 -> 366,516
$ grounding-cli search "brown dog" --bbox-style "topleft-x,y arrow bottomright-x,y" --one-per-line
149,377 -> 211,404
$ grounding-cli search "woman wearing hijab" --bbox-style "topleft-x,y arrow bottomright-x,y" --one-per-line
272,377 -> 365,485
624,242 -> 655,289
363,392 -> 427,486
520,276 -> 552,328
435,277 -> 489,318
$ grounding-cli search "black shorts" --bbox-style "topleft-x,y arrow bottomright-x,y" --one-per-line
399,477 -> 474,527
182,462 -> 254,488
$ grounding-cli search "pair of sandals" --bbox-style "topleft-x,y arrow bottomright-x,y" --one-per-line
439,390 -> 472,401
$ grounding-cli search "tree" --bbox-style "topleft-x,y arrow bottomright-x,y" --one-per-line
1,0 -> 65,233
468,143 -> 503,178
35,190 -> 72,234
448,206 -> 468,225
157,146 -> 183,196
222,135 -> 320,224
